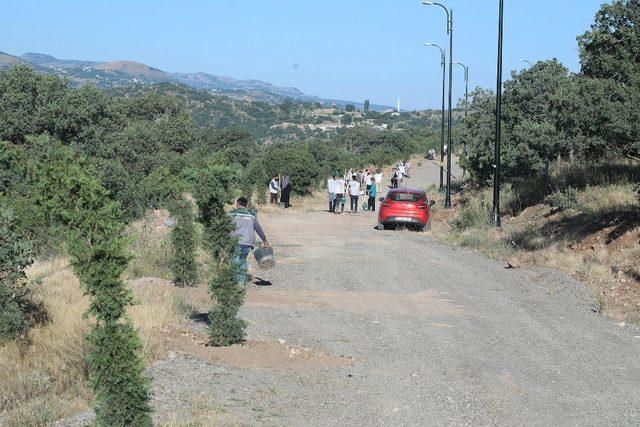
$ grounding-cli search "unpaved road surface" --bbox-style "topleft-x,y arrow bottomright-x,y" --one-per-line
64,161 -> 640,425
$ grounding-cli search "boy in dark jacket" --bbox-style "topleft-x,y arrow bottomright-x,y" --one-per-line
229,197 -> 269,284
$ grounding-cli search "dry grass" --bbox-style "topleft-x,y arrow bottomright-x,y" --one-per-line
577,184 -> 637,216
254,190 -> 326,215
125,214 -> 173,281
0,255 -> 197,425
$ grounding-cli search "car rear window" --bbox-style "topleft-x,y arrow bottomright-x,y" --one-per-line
389,192 -> 424,202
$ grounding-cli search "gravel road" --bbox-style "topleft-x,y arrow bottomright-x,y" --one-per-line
62,160 -> 640,426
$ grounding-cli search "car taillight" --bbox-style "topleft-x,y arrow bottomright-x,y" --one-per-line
382,201 -> 392,207
417,203 -> 428,209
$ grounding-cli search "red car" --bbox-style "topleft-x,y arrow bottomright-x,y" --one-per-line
377,188 -> 435,231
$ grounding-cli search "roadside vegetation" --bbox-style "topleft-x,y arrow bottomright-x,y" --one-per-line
433,0 -> 640,322
0,44 -> 436,422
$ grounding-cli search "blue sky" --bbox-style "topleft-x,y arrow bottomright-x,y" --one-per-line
2,0 -> 606,109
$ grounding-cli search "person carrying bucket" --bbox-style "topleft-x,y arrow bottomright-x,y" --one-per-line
229,197 -> 270,284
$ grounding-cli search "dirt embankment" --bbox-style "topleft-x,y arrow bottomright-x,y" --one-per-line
429,188 -> 640,323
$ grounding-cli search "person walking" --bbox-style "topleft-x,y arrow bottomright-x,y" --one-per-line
280,175 -> 291,208
229,197 -> 269,285
348,174 -> 361,213
269,176 -> 279,204
334,175 -> 346,214
327,174 -> 337,213
391,168 -> 398,189
368,180 -> 377,212
364,170 -> 372,193
374,169 -> 382,194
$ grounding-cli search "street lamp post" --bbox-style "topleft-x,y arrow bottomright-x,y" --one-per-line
424,42 -> 446,191
423,1 -> 453,208
519,59 -> 532,67
493,0 -> 505,227
453,61 -> 469,155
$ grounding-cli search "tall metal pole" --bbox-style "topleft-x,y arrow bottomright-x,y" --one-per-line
445,8 -> 453,209
423,1 -> 453,207
425,43 -> 446,191
492,0 -> 504,227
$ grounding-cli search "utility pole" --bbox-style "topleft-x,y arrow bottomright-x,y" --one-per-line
493,0 -> 504,227
424,43 -> 446,191
423,1 -> 454,208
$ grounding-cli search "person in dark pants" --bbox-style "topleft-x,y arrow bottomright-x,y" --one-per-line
229,197 -> 269,284
368,181 -> 377,211
280,175 -> 291,208
348,175 -> 360,213
269,176 -> 279,203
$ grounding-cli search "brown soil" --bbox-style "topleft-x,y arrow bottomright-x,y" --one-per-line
246,289 -> 462,317
162,327 -> 354,369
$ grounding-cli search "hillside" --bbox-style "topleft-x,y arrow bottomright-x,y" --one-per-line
0,50 -> 393,110
110,82 -> 448,141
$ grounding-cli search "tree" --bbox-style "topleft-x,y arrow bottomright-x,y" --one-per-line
578,0 -> 640,85
503,60 -> 573,168
30,137 -> 151,425
0,208 -> 34,344
576,0 -> 640,159
262,143 -> 320,196
364,100 -> 370,114
345,104 -> 356,112
193,164 -> 246,346
169,196 -> 198,287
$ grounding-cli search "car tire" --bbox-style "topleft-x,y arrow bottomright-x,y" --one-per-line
377,221 -> 386,231
422,219 -> 431,232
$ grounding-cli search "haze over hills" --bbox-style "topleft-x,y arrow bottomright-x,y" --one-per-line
0,50 -> 393,111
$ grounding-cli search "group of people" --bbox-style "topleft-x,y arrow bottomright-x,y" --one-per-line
268,175 -> 291,208
327,168 -> 381,214
390,160 -> 412,189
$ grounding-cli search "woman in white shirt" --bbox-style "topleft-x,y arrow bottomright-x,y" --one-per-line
333,176 -> 346,214
348,175 -> 361,213
374,170 -> 383,193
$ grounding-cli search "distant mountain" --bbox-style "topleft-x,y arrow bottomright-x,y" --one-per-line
0,51 -> 392,111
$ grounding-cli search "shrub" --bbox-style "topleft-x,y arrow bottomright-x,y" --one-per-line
0,208 -> 34,344
548,187 -> 580,211
29,137 -> 151,425
262,142 -> 320,196
451,191 -> 492,230
193,164 -> 246,346
169,197 -> 198,287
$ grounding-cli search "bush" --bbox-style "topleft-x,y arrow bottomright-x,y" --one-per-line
262,142 -> 320,196
0,208 -> 34,344
169,197 -> 198,287
548,187 -> 581,211
193,164 -> 246,346
30,137 -> 151,425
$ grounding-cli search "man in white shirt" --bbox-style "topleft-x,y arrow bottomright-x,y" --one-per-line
348,175 -> 361,213
327,175 -> 337,213
269,176 -> 279,204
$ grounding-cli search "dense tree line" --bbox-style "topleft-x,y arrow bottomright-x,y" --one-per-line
460,0 -> 640,185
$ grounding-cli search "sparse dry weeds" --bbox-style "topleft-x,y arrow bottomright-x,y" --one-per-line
0,215 -> 205,425
433,174 -> 640,323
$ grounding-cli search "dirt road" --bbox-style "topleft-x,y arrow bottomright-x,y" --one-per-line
64,161 -> 640,425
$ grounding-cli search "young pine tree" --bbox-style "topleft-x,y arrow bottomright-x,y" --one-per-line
30,137 -> 151,426
193,164 -> 246,346
168,196 -> 198,287
0,207 -> 34,344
